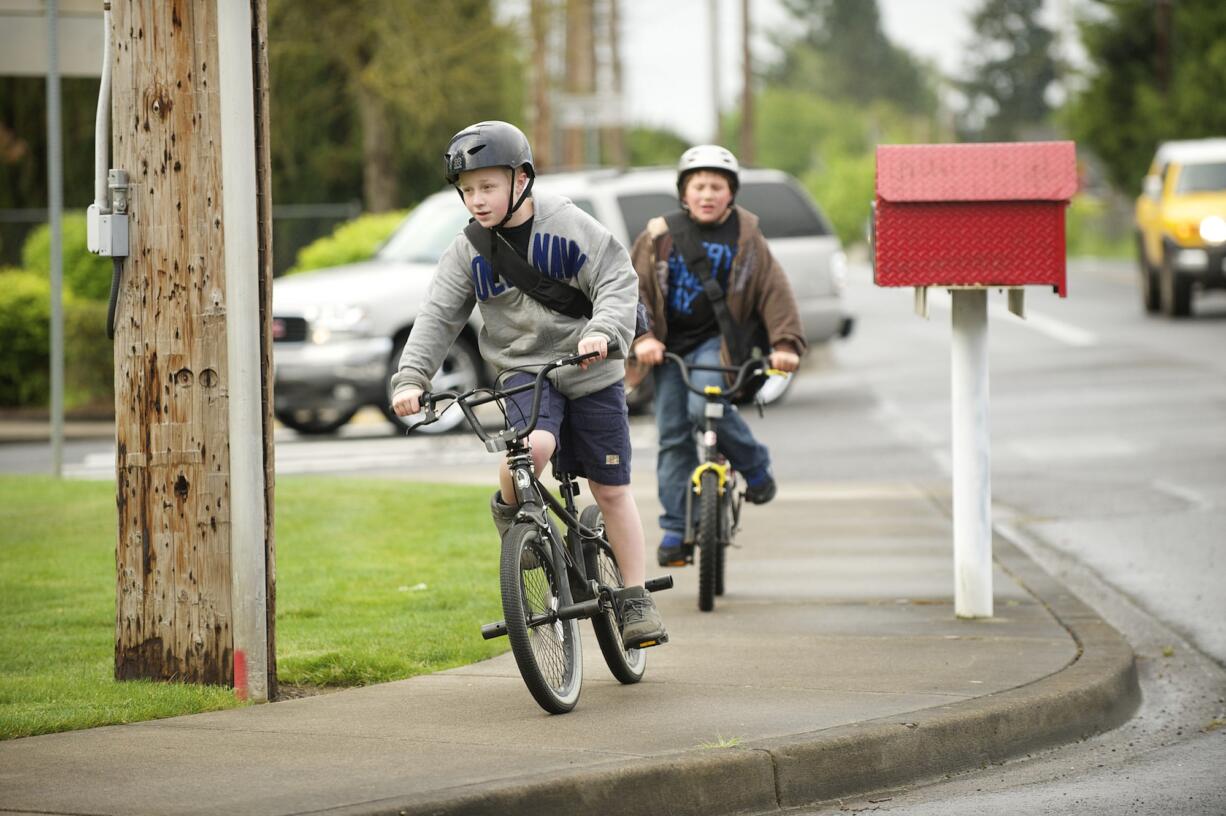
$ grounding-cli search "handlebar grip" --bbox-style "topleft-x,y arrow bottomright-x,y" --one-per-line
644,575 -> 674,593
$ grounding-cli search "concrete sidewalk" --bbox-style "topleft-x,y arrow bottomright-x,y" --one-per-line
0,479 -> 1138,816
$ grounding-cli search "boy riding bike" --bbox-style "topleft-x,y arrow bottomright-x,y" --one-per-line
628,145 -> 807,568
390,120 -> 666,649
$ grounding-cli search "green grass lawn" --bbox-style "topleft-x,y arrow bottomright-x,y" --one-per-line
0,475 -> 506,740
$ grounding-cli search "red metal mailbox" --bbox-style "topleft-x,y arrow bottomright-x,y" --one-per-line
874,141 -> 1077,296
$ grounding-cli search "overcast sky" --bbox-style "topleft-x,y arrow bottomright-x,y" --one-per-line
616,0 -> 1079,144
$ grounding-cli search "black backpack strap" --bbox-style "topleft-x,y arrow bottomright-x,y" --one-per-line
663,211 -> 752,364
464,221 -> 592,320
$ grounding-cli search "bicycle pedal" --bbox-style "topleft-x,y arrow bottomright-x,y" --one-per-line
625,631 -> 669,650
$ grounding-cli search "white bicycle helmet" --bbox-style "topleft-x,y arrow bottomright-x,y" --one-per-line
676,144 -> 740,198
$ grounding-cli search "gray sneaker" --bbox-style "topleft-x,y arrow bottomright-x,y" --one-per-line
618,586 -> 668,649
490,491 -> 540,569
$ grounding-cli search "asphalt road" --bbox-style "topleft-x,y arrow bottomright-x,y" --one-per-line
4,256 -> 1224,812
752,259 -> 1226,814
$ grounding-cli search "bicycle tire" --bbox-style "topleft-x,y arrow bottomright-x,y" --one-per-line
580,506 -> 647,684
697,470 -> 721,612
501,521 -> 583,714
717,478 -> 739,596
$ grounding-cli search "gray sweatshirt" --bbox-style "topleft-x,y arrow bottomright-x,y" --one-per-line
390,191 -> 637,400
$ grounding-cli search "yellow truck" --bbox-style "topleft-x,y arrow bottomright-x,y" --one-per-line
1135,138 -> 1226,317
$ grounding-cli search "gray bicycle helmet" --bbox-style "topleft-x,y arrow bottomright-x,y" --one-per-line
676,144 -> 740,199
444,120 -> 536,226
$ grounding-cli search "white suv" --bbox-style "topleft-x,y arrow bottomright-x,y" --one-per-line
272,167 -> 852,434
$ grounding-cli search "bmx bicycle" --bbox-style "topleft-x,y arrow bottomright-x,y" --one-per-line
662,351 -> 782,612
411,347 -> 672,714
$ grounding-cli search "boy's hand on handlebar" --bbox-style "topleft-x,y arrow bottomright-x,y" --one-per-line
576,335 -> 608,369
769,348 -> 800,373
632,335 -> 665,366
392,388 -> 424,417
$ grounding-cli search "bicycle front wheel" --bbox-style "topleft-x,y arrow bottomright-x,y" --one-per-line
697,470 -> 721,612
501,522 -> 583,714
580,506 -> 646,684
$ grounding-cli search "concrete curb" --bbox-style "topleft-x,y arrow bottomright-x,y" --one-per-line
321,530 -> 1139,816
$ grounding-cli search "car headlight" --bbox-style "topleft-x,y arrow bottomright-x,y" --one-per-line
1169,219 -> 1200,243
303,303 -> 372,344
1200,215 -> 1226,245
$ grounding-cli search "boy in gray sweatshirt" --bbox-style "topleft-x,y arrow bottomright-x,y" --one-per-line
390,121 -> 666,649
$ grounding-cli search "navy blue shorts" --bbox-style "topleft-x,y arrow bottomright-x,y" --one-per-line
503,374 -> 632,486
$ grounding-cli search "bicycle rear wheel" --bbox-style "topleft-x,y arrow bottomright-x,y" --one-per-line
580,506 -> 646,684
501,522 -> 583,713
697,470 -> 721,612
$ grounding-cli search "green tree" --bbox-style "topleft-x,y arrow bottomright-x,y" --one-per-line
621,127 -> 690,168
957,0 -> 1060,140
1065,0 -> 1226,192
769,0 -> 936,115
267,0 -> 524,213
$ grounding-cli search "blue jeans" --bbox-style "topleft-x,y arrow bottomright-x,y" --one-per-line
653,335 -> 770,535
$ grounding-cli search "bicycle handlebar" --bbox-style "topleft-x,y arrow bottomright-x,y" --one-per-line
410,338 -> 620,446
661,350 -> 780,400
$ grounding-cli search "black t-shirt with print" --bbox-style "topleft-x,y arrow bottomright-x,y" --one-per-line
664,210 -> 739,356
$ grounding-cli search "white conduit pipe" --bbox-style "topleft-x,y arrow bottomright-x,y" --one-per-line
94,2 -> 111,210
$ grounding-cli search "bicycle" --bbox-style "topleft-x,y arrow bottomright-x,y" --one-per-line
411,347 -> 673,714
662,351 -> 782,612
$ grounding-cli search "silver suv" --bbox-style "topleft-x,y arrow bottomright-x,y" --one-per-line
272,167 -> 852,434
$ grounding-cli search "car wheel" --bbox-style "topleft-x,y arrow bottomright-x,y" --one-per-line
275,407 -> 357,435
1159,251 -> 1193,318
1137,234 -> 1160,314
381,333 -> 483,434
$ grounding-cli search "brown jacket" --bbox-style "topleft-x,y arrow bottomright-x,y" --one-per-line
627,206 -> 806,387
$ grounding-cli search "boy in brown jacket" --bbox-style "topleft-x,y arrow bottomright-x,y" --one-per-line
629,145 -> 807,567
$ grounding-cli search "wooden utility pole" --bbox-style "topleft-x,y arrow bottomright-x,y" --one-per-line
709,0 -> 721,144
530,0 -> 554,171
739,0 -> 754,164
110,0 -> 276,701
562,0 -> 593,169
604,0 -> 626,167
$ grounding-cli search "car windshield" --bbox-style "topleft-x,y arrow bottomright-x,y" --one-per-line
377,193 -> 471,264
1175,161 -> 1226,194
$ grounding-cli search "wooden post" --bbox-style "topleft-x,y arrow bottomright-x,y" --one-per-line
739,0 -> 754,164
110,0 -> 275,697
562,0 -> 593,169
530,0 -> 554,171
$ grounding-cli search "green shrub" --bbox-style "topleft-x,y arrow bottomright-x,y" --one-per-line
0,271 -> 52,407
0,269 -> 114,410
803,151 -> 876,248
286,210 -> 409,275
64,299 -> 114,412
1065,193 -> 1133,259
21,213 -> 114,302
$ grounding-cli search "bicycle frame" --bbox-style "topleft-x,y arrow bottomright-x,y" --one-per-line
415,350 -> 669,637
664,352 -> 779,546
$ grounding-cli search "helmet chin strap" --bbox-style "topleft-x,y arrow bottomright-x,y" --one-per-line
497,168 -> 535,228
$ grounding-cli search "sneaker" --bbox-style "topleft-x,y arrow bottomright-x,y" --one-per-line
743,465 -> 777,505
656,531 -> 688,567
491,491 -> 540,569
618,586 -> 668,649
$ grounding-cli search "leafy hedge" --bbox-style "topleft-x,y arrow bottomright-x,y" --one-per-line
285,209 -> 409,275
21,213 -> 115,301
0,269 -> 113,410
